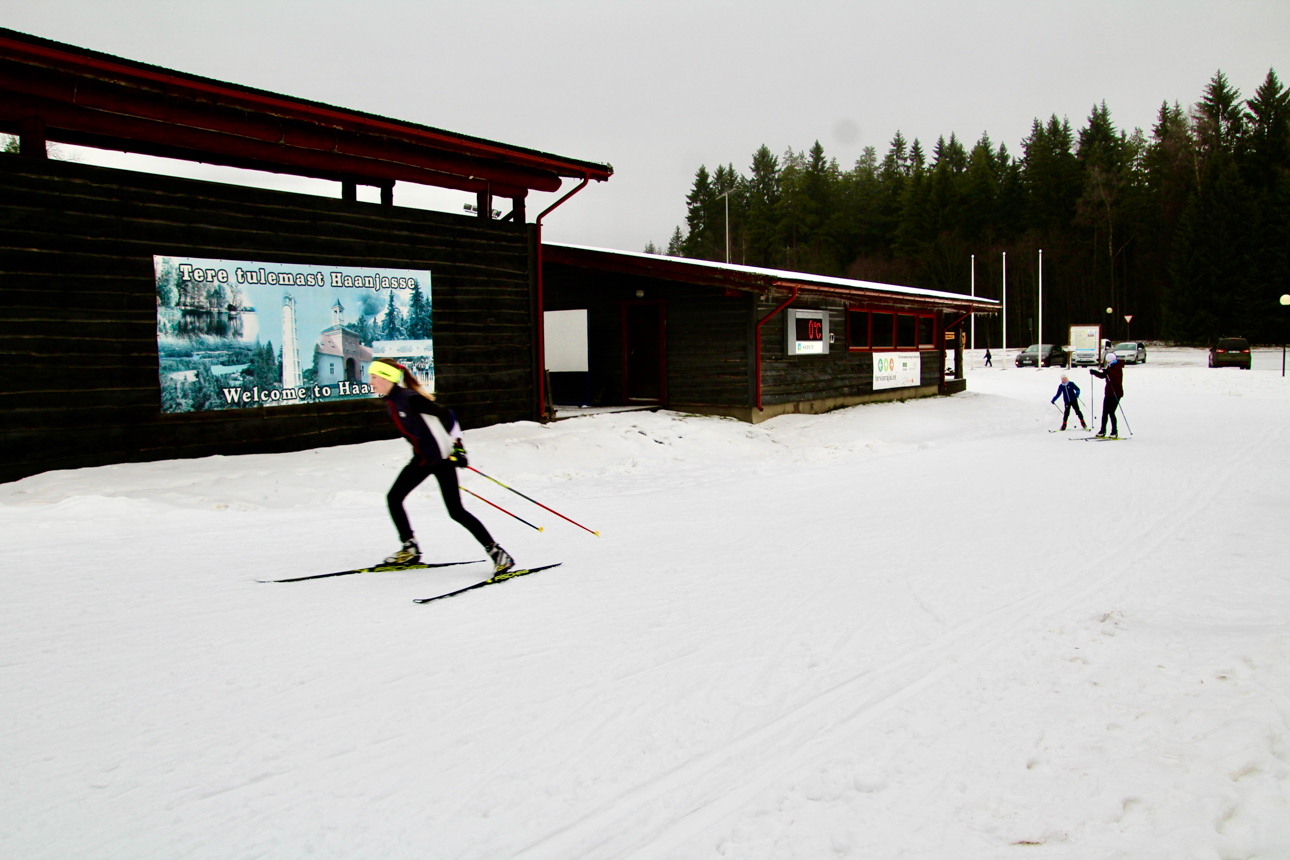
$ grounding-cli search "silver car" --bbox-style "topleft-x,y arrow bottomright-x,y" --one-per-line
1112,341 -> 1147,364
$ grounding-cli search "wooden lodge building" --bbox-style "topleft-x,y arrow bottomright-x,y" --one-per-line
542,244 -> 999,423
1,27 -> 996,484
0,28 -> 610,483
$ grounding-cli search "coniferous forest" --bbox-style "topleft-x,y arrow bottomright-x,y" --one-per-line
657,70 -> 1290,346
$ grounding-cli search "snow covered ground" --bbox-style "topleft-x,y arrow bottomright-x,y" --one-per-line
3,347 -> 1289,859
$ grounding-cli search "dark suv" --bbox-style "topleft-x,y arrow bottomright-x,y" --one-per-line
1209,337 -> 1252,369
1015,344 -> 1070,368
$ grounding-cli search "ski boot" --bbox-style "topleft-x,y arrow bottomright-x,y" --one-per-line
486,543 -> 515,574
1060,423 -> 1067,431
381,538 -> 420,566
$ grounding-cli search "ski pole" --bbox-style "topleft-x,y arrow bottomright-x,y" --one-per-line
1116,399 -> 1133,436
460,486 -> 543,532
467,466 -> 601,537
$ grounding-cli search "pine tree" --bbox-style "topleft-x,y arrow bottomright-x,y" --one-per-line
681,165 -> 715,259
1241,69 -> 1290,342
381,292 -> 403,340
406,283 -> 432,339
666,226 -> 684,256
1244,68 -> 1290,189
745,145 -> 781,267
1196,70 -> 1245,162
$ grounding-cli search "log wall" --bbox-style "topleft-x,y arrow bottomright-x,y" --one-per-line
0,156 -> 537,483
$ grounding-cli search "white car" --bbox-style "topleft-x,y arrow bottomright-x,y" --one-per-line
1112,341 -> 1147,364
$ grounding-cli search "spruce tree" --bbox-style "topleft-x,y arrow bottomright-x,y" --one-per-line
666,226 -> 684,256
681,165 -> 715,259
745,145 -> 781,267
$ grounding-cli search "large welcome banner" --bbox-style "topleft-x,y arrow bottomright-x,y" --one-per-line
155,256 -> 433,413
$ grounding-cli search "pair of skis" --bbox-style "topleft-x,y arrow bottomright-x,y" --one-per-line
259,559 -> 562,604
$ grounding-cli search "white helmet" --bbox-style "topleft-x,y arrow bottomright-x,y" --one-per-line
1106,352 -> 1118,363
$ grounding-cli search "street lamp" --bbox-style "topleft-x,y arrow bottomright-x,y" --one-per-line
1281,294 -> 1290,377
716,189 -> 732,263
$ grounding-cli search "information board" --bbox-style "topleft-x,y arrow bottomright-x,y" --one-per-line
874,352 -> 921,390
1070,324 -> 1102,364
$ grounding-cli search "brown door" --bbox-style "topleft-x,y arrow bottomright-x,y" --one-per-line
622,302 -> 666,403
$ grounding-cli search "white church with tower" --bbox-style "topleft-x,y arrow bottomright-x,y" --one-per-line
314,298 -> 373,386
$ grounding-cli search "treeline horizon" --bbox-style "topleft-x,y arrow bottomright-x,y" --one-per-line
651,68 -> 1289,347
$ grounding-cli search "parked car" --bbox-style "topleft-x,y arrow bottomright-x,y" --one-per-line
1015,344 -> 1070,367
1074,338 -> 1115,366
1112,341 -> 1147,363
1071,348 -> 1098,366
1209,337 -> 1252,369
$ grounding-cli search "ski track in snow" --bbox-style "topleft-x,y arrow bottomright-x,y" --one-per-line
2,348 -> 1289,859
515,394 -> 1285,859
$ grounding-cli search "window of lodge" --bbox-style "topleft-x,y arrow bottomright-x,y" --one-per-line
848,307 -> 937,351
847,310 -> 869,348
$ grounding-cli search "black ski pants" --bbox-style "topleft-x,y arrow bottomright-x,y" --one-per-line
388,459 -> 493,547
1062,400 -> 1085,426
1099,392 -> 1120,436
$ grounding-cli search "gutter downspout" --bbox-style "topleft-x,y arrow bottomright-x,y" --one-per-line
534,174 -> 590,420
755,282 -> 799,412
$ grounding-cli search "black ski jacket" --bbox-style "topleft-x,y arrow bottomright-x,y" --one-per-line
1090,363 -> 1124,398
381,386 -> 461,466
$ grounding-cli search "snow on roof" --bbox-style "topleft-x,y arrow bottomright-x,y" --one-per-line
545,243 -> 1000,309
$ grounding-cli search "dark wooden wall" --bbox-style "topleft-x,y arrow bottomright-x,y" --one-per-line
543,265 -> 751,408
756,300 -> 943,405
545,264 -> 948,412
0,156 -> 537,484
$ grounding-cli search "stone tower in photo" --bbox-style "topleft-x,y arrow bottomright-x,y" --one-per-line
281,293 -> 303,389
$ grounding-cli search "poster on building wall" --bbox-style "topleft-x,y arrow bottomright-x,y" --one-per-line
154,255 -> 433,413
873,352 -> 921,390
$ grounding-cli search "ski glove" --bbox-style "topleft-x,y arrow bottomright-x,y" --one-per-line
450,440 -> 468,469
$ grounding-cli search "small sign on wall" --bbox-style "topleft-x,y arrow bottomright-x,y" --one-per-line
874,352 -> 921,390
785,309 -> 829,355
544,309 -> 589,372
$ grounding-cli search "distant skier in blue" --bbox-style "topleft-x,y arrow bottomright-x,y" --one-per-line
1051,373 -> 1087,431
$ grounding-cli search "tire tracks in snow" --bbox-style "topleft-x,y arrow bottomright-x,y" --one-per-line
509,421 -> 1281,860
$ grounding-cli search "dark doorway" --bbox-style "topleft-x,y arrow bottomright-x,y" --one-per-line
621,301 -> 666,403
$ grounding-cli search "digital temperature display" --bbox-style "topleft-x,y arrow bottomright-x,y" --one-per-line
796,317 -> 824,342
785,309 -> 829,355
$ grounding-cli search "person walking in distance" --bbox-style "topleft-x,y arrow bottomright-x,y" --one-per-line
1090,352 -> 1124,438
984,348 -> 993,367
1051,373 -> 1087,431
368,358 -> 514,572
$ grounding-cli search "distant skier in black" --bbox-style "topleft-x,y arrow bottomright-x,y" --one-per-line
1050,374 -> 1087,430
1090,352 -> 1124,438
984,348 -> 993,367
368,358 -> 514,572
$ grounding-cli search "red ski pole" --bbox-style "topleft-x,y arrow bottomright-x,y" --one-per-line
460,487 -> 543,532
467,466 -> 601,536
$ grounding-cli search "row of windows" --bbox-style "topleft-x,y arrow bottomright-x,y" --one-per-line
846,310 -> 936,350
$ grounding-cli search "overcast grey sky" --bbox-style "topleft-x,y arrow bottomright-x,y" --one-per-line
6,1 -> 1288,251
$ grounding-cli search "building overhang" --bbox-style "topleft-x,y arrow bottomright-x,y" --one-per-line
543,243 -> 1001,315
0,27 -> 613,199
